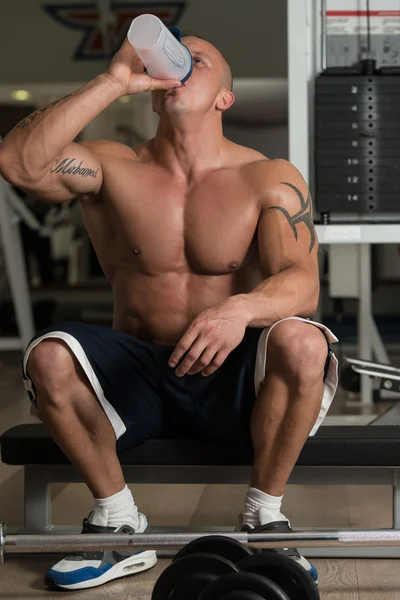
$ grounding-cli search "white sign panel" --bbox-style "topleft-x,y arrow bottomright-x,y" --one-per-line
326,0 -> 400,66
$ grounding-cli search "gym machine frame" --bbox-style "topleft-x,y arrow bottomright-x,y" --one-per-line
0,174 -> 35,350
288,0 -> 400,407
348,357 -> 400,394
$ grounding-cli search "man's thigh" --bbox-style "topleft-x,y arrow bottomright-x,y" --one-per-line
22,321 -> 172,450
190,317 -> 338,442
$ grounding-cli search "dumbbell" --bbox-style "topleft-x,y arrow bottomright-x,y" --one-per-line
151,535 -> 319,600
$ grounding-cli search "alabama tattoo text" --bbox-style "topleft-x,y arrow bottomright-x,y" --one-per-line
50,158 -> 98,179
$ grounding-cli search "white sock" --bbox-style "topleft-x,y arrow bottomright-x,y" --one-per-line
89,485 -> 139,530
243,486 -> 288,527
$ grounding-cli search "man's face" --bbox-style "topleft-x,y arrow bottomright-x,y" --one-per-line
152,37 -> 229,118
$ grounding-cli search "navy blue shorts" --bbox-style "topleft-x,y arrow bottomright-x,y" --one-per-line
23,322 -> 267,451
22,320 -> 336,452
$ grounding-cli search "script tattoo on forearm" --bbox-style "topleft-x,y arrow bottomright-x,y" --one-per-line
16,94 -> 73,130
268,182 -> 316,253
50,158 -> 98,179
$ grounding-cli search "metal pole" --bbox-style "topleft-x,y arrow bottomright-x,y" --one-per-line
0,177 -> 35,348
366,0 -> 372,60
287,0 -> 310,179
320,0 -> 328,71
370,315 -> 390,365
3,527 -> 400,561
359,244 -> 373,406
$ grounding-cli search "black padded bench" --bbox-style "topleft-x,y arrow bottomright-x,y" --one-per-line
2,422 -> 400,558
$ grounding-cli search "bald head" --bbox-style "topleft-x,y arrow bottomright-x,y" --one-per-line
220,53 -> 233,92
152,34 -> 235,119
182,35 -> 233,92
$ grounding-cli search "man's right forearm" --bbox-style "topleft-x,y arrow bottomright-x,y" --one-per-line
0,73 -> 125,175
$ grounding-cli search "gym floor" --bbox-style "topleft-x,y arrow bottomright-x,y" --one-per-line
1,350 -> 400,599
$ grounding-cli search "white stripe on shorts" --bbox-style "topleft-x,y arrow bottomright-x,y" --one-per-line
254,316 -> 339,437
22,331 -> 127,440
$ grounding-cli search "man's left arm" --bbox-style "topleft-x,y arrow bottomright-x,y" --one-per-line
169,160 -> 320,377
241,160 -> 320,327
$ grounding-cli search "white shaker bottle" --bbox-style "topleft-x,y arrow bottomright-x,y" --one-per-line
128,14 -> 193,84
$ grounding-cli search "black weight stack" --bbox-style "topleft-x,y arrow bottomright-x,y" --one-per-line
315,59 -> 400,221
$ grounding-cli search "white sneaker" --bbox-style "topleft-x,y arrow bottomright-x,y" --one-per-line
44,511 -> 157,590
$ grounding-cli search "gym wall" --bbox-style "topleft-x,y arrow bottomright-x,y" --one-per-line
0,0 -> 287,83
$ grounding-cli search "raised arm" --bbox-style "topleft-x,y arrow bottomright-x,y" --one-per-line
242,159 -> 320,326
0,37 -> 181,203
0,78 -> 120,203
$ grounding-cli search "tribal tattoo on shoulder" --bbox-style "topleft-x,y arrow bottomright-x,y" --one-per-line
268,182 -> 316,253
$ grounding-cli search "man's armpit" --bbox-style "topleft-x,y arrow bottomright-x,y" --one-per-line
268,182 -> 316,253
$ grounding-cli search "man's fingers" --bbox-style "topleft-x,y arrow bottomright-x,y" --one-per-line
174,339 -> 208,377
169,331 -> 197,367
188,348 -> 218,375
150,79 -> 182,91
201,351 -> 228,377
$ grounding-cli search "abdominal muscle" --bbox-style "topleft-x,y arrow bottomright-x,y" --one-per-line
111,269 -> 252,346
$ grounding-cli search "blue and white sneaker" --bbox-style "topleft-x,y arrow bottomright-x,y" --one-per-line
44,511 -> 157,590
237,512 -> 319,585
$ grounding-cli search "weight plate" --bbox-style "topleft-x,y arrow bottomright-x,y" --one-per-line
317,141 -> 400,151
152,553 -> 239,600
316,183 -> 396,193
170,572 -> 217,600
316,84 -> 400,92
316,93 -> 400,104
173,535 -> 253,565
316,160 -> 398,169
214,593 -> 266,600
238,553 -> 320,600
316,170 -> 400,179
317,114 -> 383,124
199,572 -> 290,600
314,201 -> 373,215
316,170 -> 400,181
317,122 -> 400,133
317,101 -> 400,111
316,137 -> 400,145
316,179 -> 400,190
316,130 -> 400,140
316,75 -> 400,88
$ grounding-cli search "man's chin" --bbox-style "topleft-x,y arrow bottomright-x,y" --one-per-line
161,98 -> 186,113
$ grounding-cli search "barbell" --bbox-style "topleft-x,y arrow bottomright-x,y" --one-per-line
2,523 -> 400,563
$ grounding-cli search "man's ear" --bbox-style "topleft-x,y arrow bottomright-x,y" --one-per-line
216,91 -> 235,112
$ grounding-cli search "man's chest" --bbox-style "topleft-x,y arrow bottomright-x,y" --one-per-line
88,168 -> 262,276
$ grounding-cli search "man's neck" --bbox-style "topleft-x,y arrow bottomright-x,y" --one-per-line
153,116 -> 226,181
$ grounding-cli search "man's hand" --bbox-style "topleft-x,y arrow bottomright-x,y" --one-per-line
106,38 -> 182,95
169,297 -> 250,377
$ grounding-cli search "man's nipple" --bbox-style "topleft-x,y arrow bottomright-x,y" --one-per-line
132,245 -> 142,256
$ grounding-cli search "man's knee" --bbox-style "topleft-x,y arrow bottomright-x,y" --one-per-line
267,320 -> 328,383
27,339 -> 76,395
